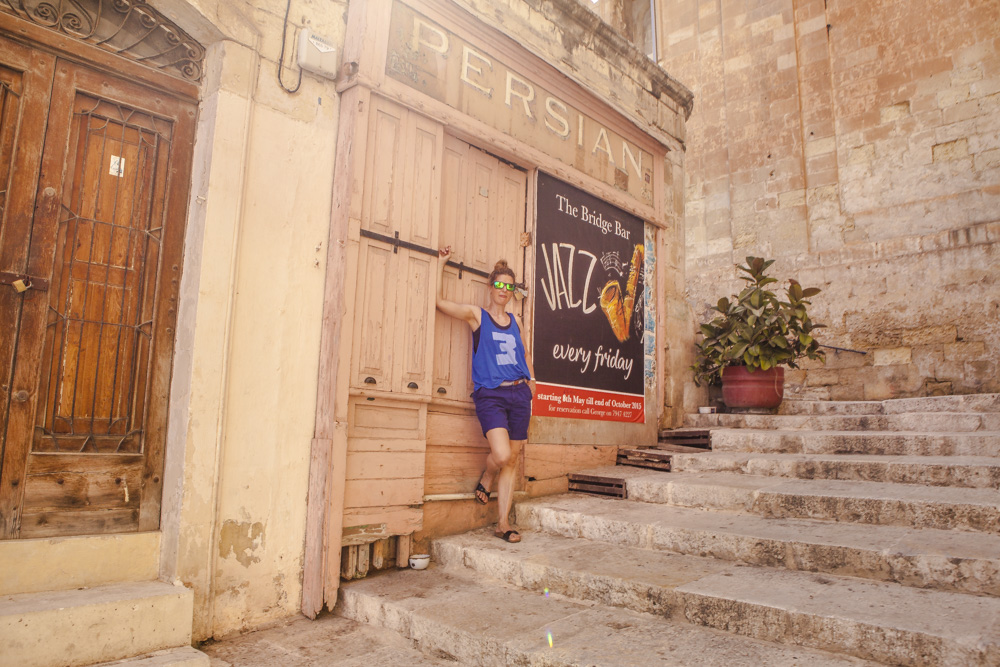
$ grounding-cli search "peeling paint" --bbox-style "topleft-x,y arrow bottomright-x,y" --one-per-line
219,520 -> 264,567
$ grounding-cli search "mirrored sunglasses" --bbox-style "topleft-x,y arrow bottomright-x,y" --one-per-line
492,280 -> 515,292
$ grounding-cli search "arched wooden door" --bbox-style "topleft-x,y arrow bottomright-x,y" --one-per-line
0,34 -> 196,539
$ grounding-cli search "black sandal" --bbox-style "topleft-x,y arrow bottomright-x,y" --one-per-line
474,478 -> 490,505
494,529 -> 521,543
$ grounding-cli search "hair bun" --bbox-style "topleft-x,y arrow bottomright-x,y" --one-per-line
487,259 -> 516,284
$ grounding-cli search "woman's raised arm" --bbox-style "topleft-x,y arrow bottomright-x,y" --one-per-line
436,246 -> 481,328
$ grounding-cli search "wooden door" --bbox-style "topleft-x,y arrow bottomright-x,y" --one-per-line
432,136 -> 528,405
0,44 -> 196,539
0,40 -> 54,537
340,95 -> 443,546
349,241 -> 435,395
426,136 -> 528,497
351,96 -> 441,396
360,96 -> 440,251
351,238 -> 399,391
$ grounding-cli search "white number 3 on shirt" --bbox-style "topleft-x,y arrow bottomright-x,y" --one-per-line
492,332 -> 517,366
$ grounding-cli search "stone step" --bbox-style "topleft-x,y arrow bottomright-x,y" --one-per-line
777,400 -> 886,415
200,614 -> 456,666
683,411 -> 1000,432
596,467 -> 1000,534
516,493 -> 1000,597
336,564 -> 873,666
708,428 -> 1000,457
92,647 -> 209,667
776,394 -> 1000,416
881,394 -> 1000,414
0,532 -> 161,596
669,452 -> 1000,488
432,529 -> 1000,666
1,581 -> 194,667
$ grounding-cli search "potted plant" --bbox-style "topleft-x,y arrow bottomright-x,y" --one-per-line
692,257 -> 826,409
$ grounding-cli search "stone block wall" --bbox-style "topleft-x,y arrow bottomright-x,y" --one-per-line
658,0 -> 999,402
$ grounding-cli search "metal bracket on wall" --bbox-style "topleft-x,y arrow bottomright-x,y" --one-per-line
358,229 -> 489,280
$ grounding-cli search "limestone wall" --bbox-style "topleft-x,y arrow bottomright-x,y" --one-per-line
157,0 -> 345,641
658,0 -> 999,403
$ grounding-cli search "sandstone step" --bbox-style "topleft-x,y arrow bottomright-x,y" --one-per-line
432,529 -> 1000,666
1,581 -> 194,667
516,493 -> 1000,597
683,411 -> 999,432
336,564 -> 872,666
778,400 -> 886,416
92,647 -> 208,667
708,428 -> 1000,457
881,394 -> 1000,414
669,452 -> 1000,488
200,613 -> 456,666
776,394 -> 1000,416
0,532 -> 161,596
592,467 -> 1000,534
685,413 -> 890,431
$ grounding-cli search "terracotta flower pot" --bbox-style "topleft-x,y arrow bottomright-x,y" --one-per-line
721,365 -> 784,409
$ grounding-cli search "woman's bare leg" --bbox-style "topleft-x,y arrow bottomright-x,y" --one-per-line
496,438 -> 524,535
483,428 -> 522,537
479,428 -> 510,495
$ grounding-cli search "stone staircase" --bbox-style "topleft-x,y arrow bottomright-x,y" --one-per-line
0,582 -> 205,667
0,533 -> 207,667
335,394 -> 1000,665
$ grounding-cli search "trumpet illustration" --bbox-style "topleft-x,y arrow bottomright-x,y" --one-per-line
600,244 -> 644,343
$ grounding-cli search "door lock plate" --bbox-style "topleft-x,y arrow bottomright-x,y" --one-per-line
0,272 -> 49,292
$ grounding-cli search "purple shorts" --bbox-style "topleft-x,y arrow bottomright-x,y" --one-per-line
473,383 -> 532,441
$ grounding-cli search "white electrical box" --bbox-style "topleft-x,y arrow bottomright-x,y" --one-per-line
297,28 -> 339,80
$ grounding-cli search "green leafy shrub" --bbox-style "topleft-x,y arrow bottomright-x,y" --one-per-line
692,257 -> 826,387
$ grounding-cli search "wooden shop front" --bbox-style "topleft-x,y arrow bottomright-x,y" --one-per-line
303,0 -> 688,614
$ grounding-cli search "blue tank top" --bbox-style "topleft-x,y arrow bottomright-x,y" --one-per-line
471,308 -> 531,390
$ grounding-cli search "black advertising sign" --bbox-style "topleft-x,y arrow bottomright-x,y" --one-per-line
532,172 -> 645,422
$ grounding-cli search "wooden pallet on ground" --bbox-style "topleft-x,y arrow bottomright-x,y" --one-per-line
616,448 -> 672,471
658,429 -> 711,450
567,473 -> 627,498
